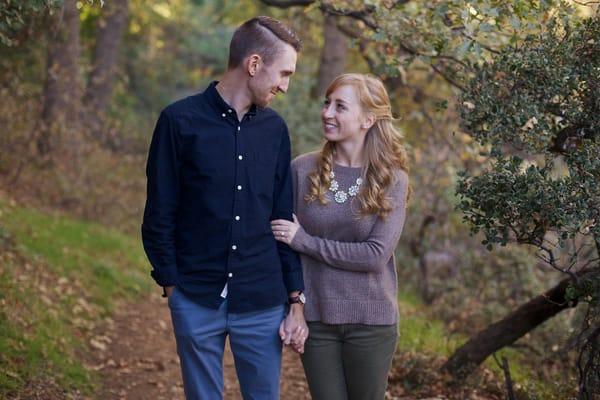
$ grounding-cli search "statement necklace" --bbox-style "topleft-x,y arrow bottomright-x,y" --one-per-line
329,171 -> 363,204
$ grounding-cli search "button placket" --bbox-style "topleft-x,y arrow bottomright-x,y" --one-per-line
229,115 -> 246,279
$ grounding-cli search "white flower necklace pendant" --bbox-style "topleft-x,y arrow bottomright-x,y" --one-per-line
329,171 -> 363,204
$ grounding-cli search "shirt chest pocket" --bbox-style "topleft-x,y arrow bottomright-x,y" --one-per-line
250,151 -> 276,197
184,133 -> 232,178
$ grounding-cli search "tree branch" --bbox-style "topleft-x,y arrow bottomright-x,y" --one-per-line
461,31 -> 501,54
319,3 -> 379,31
258,0 -> 315,7
430,62 -> 467,91
492,354 -> 517,400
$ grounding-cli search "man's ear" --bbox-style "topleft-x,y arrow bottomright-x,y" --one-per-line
246,54 -> 261,77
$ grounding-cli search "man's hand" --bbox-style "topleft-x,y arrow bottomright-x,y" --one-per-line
164,286 -> 175,297
279,303 -> 308,354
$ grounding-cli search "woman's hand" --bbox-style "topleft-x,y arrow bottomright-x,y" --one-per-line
271,214 -> 301,245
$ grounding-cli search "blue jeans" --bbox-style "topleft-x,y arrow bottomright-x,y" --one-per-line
168,287 -> 285,400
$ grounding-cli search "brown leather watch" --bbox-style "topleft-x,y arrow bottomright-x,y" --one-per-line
288,292 -> 306,305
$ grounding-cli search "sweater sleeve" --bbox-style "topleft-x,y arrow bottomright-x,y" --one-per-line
290,170 -> 409,273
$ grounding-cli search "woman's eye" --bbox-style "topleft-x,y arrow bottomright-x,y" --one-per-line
323,99 -> 330,106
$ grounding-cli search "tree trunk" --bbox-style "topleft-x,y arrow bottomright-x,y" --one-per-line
442,272 -> 589,379
37,0 -> 81,155
410,215 -> 435,304
85,0 -> 129,122
311,15 -> 347,98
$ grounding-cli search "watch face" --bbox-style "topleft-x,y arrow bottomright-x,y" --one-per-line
299,293 -> 306,304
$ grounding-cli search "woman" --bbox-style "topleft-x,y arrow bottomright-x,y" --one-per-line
271,73 -> 409,400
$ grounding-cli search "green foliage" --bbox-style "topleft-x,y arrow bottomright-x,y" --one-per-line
0,0 -> 61,46
326,0 -> 578,85
457,155 -> 586,248
456,14 -> 600,395
458,14 -> 599,268
460,16 -> 600,152
273,73 -> 326,156
118,0 -> 233,117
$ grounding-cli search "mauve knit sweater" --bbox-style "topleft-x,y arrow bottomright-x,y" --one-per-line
289,151 -> 409,325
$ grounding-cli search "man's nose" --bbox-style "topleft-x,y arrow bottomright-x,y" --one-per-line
277,78 -> 289,94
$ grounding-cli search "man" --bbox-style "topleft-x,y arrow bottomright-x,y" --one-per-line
141,16 -> 307,400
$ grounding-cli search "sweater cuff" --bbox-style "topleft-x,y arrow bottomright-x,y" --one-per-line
290,226 -> 312,253
150,266 -> 178,287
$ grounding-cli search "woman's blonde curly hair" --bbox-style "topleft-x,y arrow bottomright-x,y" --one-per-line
305,73 -> 409,217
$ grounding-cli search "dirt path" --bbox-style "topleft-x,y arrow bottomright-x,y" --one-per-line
94,292 -> 310,400
91,293 -> 504,400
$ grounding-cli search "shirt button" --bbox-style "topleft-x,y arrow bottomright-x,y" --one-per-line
231,245 -> 237,250
235,216 -> 240,221
237,126 -> 241,131
238,155 -> 243,160
228,272 -> 233,278
237,185 -> 242,190
221,113 -> 226,117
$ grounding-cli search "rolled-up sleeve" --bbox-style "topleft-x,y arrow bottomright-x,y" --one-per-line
141,111 -> 181,287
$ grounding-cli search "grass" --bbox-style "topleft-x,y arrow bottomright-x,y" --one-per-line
0,198 -> 153,397
396,289 -> 568,399
398,290 -> 462,356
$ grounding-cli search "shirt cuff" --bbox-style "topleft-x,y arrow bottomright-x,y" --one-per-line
150,266 -> 178,287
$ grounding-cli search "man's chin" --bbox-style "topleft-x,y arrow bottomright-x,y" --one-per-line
264,93 -> 278,106
259,99 -> 272,108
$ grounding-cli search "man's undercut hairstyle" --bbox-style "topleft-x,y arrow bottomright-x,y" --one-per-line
228,16 -> 302,70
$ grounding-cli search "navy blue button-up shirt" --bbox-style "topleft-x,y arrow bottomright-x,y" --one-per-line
142,81 -> 303,313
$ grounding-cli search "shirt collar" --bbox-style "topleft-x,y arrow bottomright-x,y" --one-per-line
205,81 -> 260,117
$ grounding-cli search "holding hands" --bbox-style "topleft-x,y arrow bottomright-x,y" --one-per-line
271,214 -> 301,245
279,305 -> 309,354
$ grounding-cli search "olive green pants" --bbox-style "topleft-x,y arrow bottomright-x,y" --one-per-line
300,321 -> 398,400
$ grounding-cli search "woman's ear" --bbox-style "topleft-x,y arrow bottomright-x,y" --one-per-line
362,113 -> 376,130
246,54 -> 261,77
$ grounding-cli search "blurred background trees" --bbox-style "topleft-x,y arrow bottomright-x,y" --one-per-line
0,0 -> 598,398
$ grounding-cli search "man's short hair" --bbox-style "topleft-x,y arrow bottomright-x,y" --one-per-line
228,16 -> 302,69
